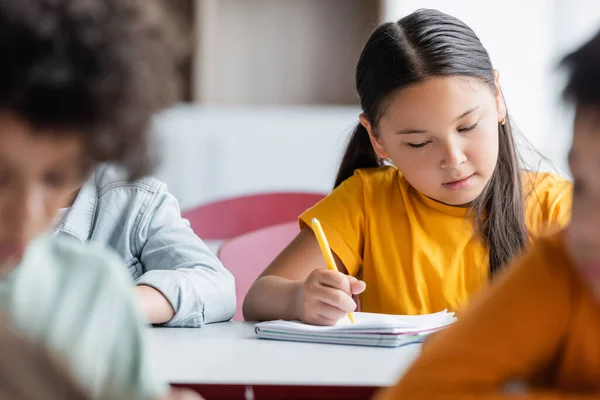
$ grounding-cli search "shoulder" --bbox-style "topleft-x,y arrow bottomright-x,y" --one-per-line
329,166 -> 407,206
337,166 -> 403,195
322,166 -> 403,205
523,171 -> 572,197
523,170 -> 572,213
354,166 -> 409,202
93,163 -> 166,197
523,171 -> 573,234
352,166 -> 401,186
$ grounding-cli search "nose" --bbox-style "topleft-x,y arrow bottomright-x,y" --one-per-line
440,137 -> 467,170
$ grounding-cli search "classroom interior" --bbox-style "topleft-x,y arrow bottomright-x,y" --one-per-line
3,1 -> 600,399
142,1 -> 600,399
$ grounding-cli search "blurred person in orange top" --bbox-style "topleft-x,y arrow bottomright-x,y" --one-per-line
376,28 -> 600,400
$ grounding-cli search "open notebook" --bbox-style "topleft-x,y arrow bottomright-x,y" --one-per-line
254,310 -> 456,348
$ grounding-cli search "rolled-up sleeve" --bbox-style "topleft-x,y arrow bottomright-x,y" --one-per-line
135,187 -> 236,327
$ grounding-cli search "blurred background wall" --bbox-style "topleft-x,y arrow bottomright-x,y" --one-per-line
152,0 -> 600,210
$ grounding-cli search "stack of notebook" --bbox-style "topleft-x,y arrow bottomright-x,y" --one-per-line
254,310 -> 456,348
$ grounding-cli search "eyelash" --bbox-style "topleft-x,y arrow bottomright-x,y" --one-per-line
408,142 -> 430,149
458,122 -> 479,133
407,122 -> 479,149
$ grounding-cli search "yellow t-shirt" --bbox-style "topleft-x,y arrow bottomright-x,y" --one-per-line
299,167 -> 572,315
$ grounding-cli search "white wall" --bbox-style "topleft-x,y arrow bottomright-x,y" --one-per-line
153,2 -> 600,209
152,106 -> 360,210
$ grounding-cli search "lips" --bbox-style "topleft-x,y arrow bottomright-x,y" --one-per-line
442,174 -> 475,191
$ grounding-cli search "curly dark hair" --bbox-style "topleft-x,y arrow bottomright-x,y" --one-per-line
0,0 -> 183,179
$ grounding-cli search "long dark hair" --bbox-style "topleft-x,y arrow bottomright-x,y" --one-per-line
335,9 -> 527,276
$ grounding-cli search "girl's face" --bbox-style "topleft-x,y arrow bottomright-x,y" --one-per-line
363,75 -> 506,207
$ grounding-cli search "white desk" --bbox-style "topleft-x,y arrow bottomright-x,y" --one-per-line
149,322 -> 421,387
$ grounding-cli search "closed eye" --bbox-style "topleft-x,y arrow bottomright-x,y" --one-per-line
407,141 -> 430,149
458,122 -> 479,133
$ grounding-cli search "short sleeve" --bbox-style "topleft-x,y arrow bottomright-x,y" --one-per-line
524,172 -> 573,238
299,173 -> 365,276
546,180 -> 573,228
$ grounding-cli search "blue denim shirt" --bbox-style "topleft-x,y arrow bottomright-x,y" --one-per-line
55,164 -> 236,327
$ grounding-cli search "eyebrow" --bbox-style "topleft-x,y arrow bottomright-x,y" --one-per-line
454,106 -> 481,122
393,106 -> 481,135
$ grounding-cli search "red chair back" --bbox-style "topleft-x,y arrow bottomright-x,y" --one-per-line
218,221 -> 300,321
182,192 -> 324,240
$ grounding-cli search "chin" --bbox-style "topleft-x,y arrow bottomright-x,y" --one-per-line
441,193 -> 479,207
443,185 -> 485,207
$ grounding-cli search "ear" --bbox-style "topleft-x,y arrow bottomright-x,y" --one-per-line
359,114 -> 389,159
493,70 -> 507,122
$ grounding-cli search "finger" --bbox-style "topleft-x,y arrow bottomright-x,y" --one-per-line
315,270 -> 351,294
315,301 -> 348,322
305,313 -> 339,326
314,286 -> 356,313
